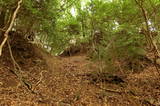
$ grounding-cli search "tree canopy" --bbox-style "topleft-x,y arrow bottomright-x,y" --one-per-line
1,0 -> 160,105
0,0 -> 160,59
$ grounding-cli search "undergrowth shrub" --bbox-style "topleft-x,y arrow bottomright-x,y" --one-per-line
90,27 -> 147,74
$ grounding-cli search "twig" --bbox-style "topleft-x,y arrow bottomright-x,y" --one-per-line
0,0 -> 22,56
99,87 -> 123,94
0,28 -> 6,32
32,70 -> 46,91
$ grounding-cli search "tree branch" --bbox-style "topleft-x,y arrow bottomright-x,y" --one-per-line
135,0 -> 160,76
0,0 -> 22,56
7,40 -> 33,92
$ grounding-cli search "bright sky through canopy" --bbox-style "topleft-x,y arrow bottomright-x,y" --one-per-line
70,0 -> 113,16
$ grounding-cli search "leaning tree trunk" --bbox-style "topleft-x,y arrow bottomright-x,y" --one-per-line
0,0 -> 22,56
135,0 -> 160,76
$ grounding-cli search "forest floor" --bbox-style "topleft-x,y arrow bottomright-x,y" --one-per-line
0,36 -> 160,106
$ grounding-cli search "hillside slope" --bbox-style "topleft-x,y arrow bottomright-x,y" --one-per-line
0,32 -> 160,105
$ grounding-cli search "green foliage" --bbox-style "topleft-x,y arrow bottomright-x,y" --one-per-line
86,0 -> 151,72
0,0 -> 159,71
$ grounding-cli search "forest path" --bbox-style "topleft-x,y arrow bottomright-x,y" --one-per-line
42,52 -> 160,106
1,47 -> 160,105
39,54 -> 105,105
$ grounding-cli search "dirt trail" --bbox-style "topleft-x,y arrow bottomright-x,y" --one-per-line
39,54 -> 105,105
0,47 -> 108,105
1,46 -> 160,105
38,53 -> 160,106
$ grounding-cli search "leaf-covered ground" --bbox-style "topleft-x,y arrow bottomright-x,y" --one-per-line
0,42 -> 160,105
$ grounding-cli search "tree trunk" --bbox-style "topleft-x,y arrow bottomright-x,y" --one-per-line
0,8 -> 6,35
0,8 -> 6,43
81,17 -> 85,37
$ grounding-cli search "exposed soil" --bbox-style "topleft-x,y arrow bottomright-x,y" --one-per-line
0,33 -> 160,106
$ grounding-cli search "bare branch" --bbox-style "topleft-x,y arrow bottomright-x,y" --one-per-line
0,0 -> 22,56
135,0 -> 160,76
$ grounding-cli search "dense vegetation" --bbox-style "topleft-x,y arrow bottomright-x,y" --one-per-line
1,0 -> 160,57
0,0 -> 160,105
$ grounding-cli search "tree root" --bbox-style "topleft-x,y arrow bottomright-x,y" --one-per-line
7,40 -> 34,93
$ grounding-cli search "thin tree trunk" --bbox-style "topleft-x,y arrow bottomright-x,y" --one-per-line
0,8 -> 6,37
135,0 -> 160,76
81,17 -> 85,37
135,0 -> 160,57
0,0 -> 22,56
